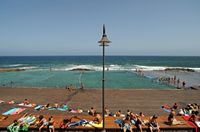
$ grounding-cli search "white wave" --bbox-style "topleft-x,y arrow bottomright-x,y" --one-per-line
108,64 -> 129,71
7,64 -> 25,67
44,64 -> 200,72
18,66 -> 38,70
53,65 -> 102,71
134,65 -> 200,72
134,65 -> 167,71
52,64 -> 128,71
191,68 -> 200,72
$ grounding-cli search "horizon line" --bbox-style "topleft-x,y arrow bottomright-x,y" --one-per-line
0,55 -> 200,57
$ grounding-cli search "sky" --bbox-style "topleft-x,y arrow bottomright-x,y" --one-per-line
0,0 -> 200,56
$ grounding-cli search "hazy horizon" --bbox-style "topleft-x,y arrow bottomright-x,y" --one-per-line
0,0 -> 200,56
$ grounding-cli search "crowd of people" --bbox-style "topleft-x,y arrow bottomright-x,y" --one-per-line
114,110 -> 160,132
157,76 -> 186,88
4,101 -> 200,132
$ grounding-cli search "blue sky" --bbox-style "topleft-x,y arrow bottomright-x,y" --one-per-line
0,0 -> 200,56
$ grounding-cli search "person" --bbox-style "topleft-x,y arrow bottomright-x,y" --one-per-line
54,103 -> 59,109
104,107 -> 113,116
80,82 -> 84,90
88,107 -> 96,116
69,84 -> 73,91
23,99 -> 30,105
168,109 -> 184,125
115,110 -> 125,117
35,115 -> 48,132
130,112 -> 137,125
149,115 -> 160,132
168,109 -> 175,124
182,81 -> 186,88
7,119 -> 19,131
139,112 -> 145,117
122,116 -> 133,132
48,116 -> 55,132
177,78 -> 180,88
93,113 -> 102,124
60,116 -> 73,129
44,103 -> 51,109
135,114 -> 145,132
172,103 -> 178,110
126,109 -> 131,117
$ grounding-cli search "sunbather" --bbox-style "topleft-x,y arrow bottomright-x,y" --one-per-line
115,110 -> 125,117
60,117 -> 73,129
23,99 -> 30,105
88,107 -> 96,116
104,107 -> 113,116
35,115 -> 48,132
93,113 -> 102,124
54,103 -> 59,108
135,114 -> 145,132
122,115 -> 133,132
149,115 -> 160,132
44,103 -> 51,109
7,119 -> 19,132
7,114 -> 35,132
168,109 -> 184,125
48,116 -> 55,132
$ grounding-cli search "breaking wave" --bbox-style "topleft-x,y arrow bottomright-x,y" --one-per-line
51,64 -> 200,72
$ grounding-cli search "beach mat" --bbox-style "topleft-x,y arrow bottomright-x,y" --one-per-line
85,121 -> 103,128
34,105 -> 43,110
182,116 -> 199,132
2,108 -> 26,115
161,105 -> 171,113
10,108 -> 26,115
2,108 -> 18,115
18,103 -> 35,107
48,108 -> 68,111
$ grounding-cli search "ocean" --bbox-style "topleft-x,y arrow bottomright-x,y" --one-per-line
0,56 -> 200,89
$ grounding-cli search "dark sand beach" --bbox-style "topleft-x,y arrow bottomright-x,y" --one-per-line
0,87 -> 200,116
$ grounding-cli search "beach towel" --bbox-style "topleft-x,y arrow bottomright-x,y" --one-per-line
161,105 -> 171,113
68,119 -> 88,128
3,108 -> 26,115
18,103 -> 34,107
34,105 -> 43,110
57,108 -> 68,111
20,116 -> 36,125
10,108 -> 26,115
3,108 -> 18,115
7,123 -> 29,132
114,118 -> 123,127
85,121 -> 103,128
182,116 -> 198,132
195,120 -> 200,128
69,109 -> 83,113
49,106 -> 68,111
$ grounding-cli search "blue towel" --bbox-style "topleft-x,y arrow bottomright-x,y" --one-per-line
3,108 -> 19,115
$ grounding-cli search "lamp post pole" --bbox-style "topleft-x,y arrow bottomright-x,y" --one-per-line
98,24 -> 111,130
102,42 -> 105,129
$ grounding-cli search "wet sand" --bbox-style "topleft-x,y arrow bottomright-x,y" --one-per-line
0,87 -> 200,116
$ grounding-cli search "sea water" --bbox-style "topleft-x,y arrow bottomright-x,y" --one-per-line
0,56 -> 200,89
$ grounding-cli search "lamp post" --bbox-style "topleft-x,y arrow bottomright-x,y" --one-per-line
98,24 -> 111,130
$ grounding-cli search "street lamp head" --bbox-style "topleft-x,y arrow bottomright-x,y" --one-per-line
98,24 -> 111,46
